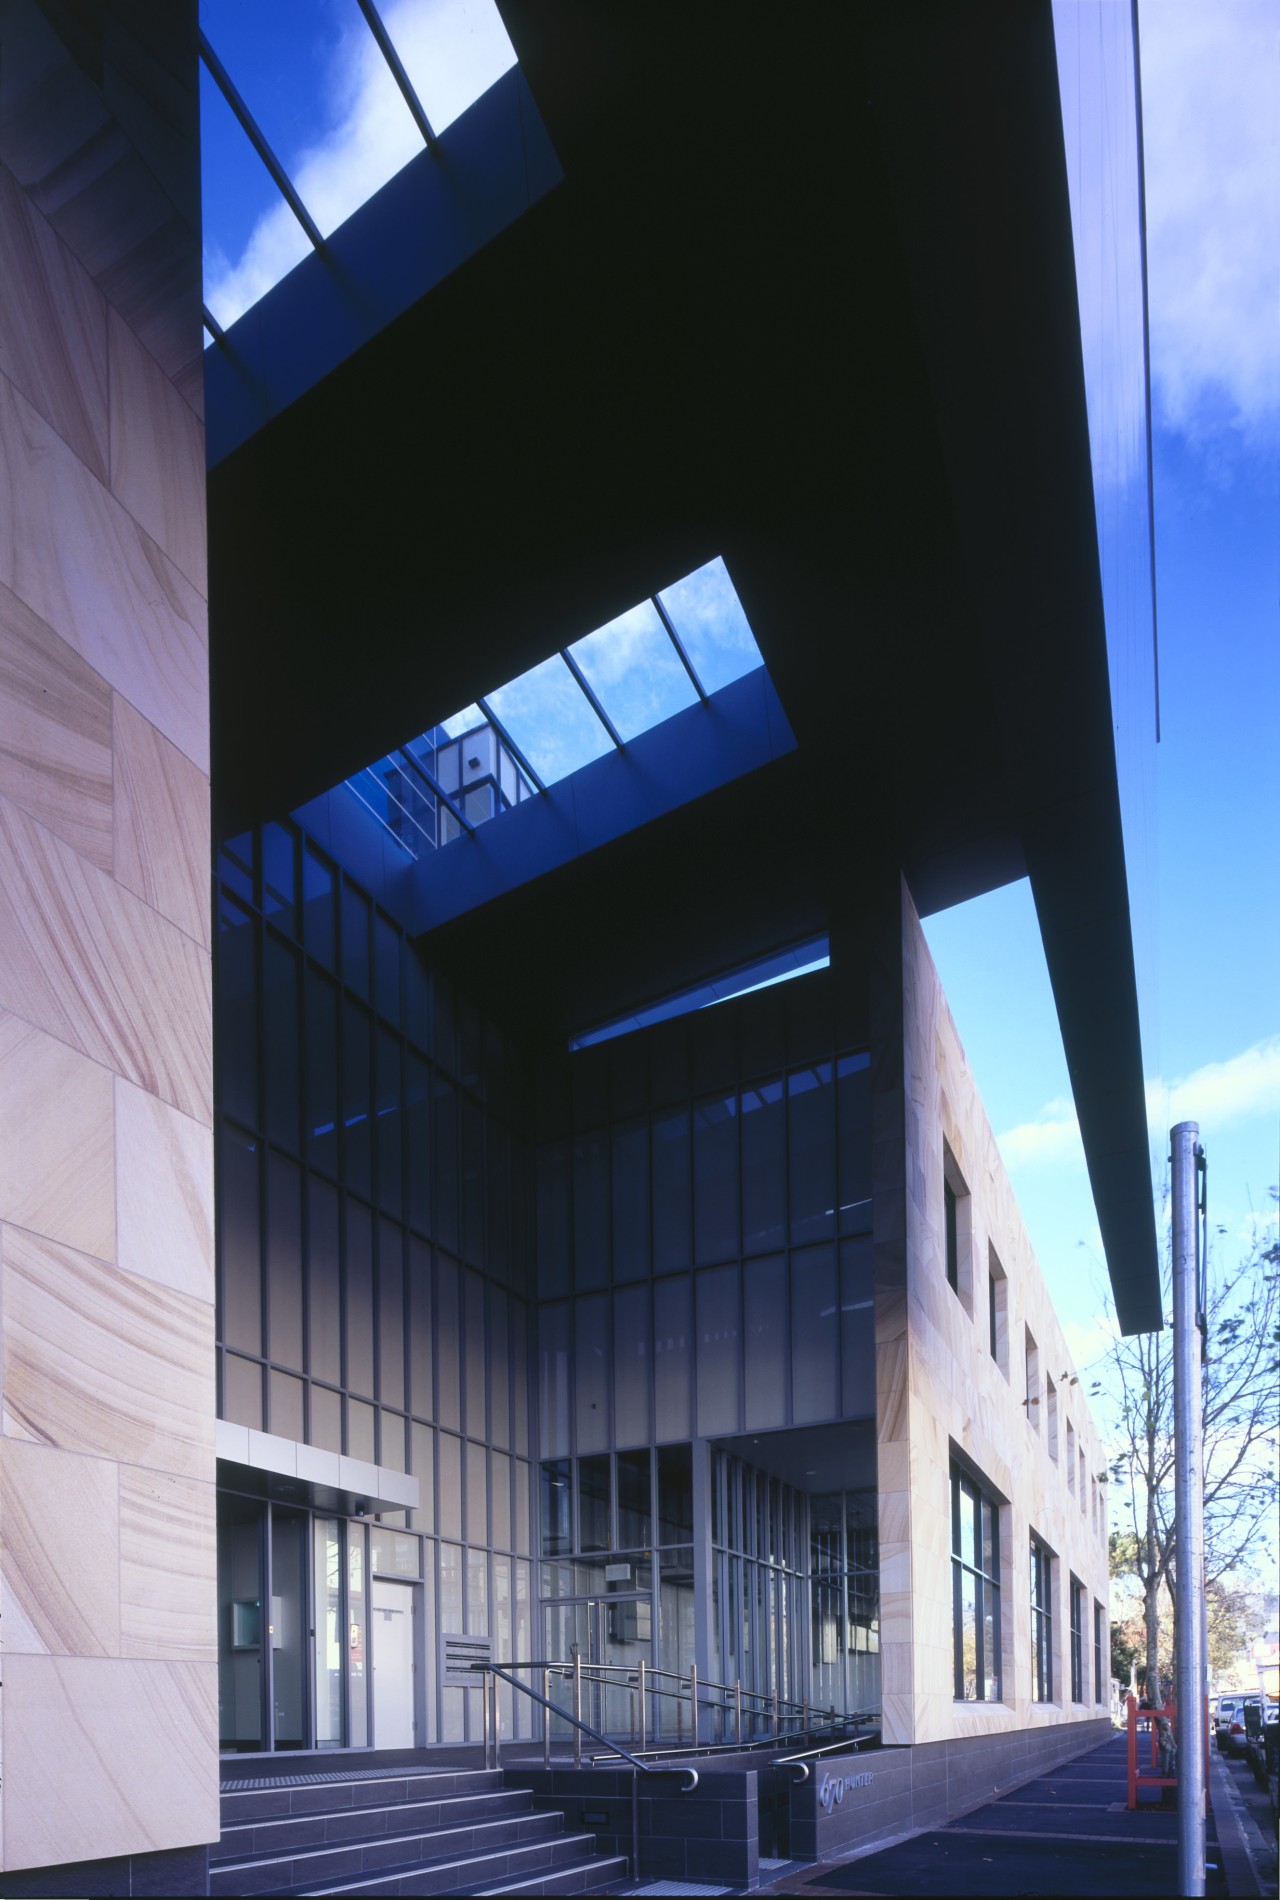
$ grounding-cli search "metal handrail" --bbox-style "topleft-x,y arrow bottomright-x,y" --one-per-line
494,1655 -> 824,1721
490,1654 -> 875,1753
476,1662 -> 699,1792
773,1721 -> 881,1783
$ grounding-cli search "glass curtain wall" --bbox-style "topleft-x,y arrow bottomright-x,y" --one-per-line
808,1488 -> 881,1719
539,1445 -> 694,1742
215,821 -> 537,1747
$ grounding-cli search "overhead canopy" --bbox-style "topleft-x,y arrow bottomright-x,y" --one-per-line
207,2 -> 1160,1333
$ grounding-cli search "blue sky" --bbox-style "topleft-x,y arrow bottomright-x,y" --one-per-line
925,1 -> 1279,1389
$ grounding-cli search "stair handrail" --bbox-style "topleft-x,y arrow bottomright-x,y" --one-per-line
473,1660 -> 699,1792
772,1718 -> 881,1783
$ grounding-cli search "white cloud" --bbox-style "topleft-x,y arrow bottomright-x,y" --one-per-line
1147,1034 -> 1280,1134
205,0 -> 516,329
997,1097 -> 1086,1171
998,1034 -> 1280,1173
1139,0 -> 1280,444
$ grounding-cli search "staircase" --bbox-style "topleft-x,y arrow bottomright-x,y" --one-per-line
211,1762 -> 630,1896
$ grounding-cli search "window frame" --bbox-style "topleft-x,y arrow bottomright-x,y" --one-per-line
1030,1534 -> 1054,1703
950,1460 -> 1003,1703
1069,1573 -> 1084,1704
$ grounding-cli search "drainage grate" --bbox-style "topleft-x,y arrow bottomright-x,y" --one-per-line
628,1885 -> 733,1897
221,1765 -> 446,1792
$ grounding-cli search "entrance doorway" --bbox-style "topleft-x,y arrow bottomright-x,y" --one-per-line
544,1595 -> 654,1740
372,1579 -> 417,1747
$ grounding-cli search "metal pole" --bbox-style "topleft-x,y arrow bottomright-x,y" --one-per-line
491,1672 -> 501,1768
690,1664 -> 699,1749
572,1649 -> 583,1769
638,1658 -> 647,1752
736,1679 -> 743,1746
543,1667 -> 552,1769
1172,1120 -> 1206,1896
481,1668 -> 491,1770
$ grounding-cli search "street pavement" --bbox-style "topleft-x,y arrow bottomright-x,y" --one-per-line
756,1730 -> 1246,1897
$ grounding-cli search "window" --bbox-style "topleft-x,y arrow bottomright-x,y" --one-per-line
1070,1575 -> 1084,1703
1030,1536 -> 1054,1702
1094,1601 -> 1106,1705
944,1179 -> 958,1293
942,1145 -> 971,1313
987,1246 -> 1008,1374
1046,1375 -> 1058,1460
1024,1327 -> 1040,1434
1066,1418 -> 1076,1494
1079,1448 -> 1088,1513
951,1462 -> 1002,1702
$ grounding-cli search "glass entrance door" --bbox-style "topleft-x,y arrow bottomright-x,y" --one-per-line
543,1596 -> 653,1742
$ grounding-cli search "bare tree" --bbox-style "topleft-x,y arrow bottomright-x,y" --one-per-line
1096,1201 -> 1278,1701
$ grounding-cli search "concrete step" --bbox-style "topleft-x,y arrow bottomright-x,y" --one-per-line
476,1855 -> 631,1895
219,1769 -> 504,1828
213,1788 -> 534,1862
210,1809 -> 565,1896
292,1830 -> 615,1896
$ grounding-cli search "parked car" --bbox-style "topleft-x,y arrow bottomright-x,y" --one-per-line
1215,1697 -> 1241,1750
1243,1701 -> 1278,1791
1223,1693 -> 1262,1758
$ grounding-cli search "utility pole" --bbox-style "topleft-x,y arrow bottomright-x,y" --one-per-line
1172,1120 -> 1206,1896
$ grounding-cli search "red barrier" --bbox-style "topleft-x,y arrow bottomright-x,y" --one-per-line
1125,1694 -> 1209,1812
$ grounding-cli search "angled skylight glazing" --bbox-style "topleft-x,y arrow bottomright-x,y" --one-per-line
569,935 -> 832,1051
199,0 -> 518,333
345,555 -> 769,859
568,601 -> 700,741
657,557 -> 761,694
486,655 -> 616,784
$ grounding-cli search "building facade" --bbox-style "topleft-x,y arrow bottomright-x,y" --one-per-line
0,0 -> 1150,1887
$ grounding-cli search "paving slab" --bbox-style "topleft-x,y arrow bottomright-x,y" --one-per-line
759,1732 -> 1230,1899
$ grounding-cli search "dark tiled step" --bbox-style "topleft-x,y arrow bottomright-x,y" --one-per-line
293,1830 -> 613,1896
211,1810 -> 567,1896
220,1769 -> 504,1826
213,1789 -> 534,1861
477,1855 -> 630,1895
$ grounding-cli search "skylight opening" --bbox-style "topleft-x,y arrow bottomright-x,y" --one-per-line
486,654 -> 616,785
568,935 -> 831,1051
200,0 -> 518,335
568,601 -> 700,740
657,556 -> 761,694
344,555 -> 768,861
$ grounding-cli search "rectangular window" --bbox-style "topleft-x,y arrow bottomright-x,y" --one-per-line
987,1247 -> 1009,1375
942,1145 -> 971,1312
1024,1327 -> 1040,1434
951,1461 -> 1002,1702
1094,1601 -> 1106,1705
1066,1418 -> 1076,1493
1070,1576 -> 1084,1703
1046,1375 -> 1058,1460
1030,1536 -> 1054,1702
540,1459 -> 571,1555
944,1179 -> 958,1293
1079,1447 -> 1088,1513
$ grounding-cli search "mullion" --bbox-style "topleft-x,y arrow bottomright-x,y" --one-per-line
652,593 -> 709,702
199,32 -> 323,253
559,646 -> 625,750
